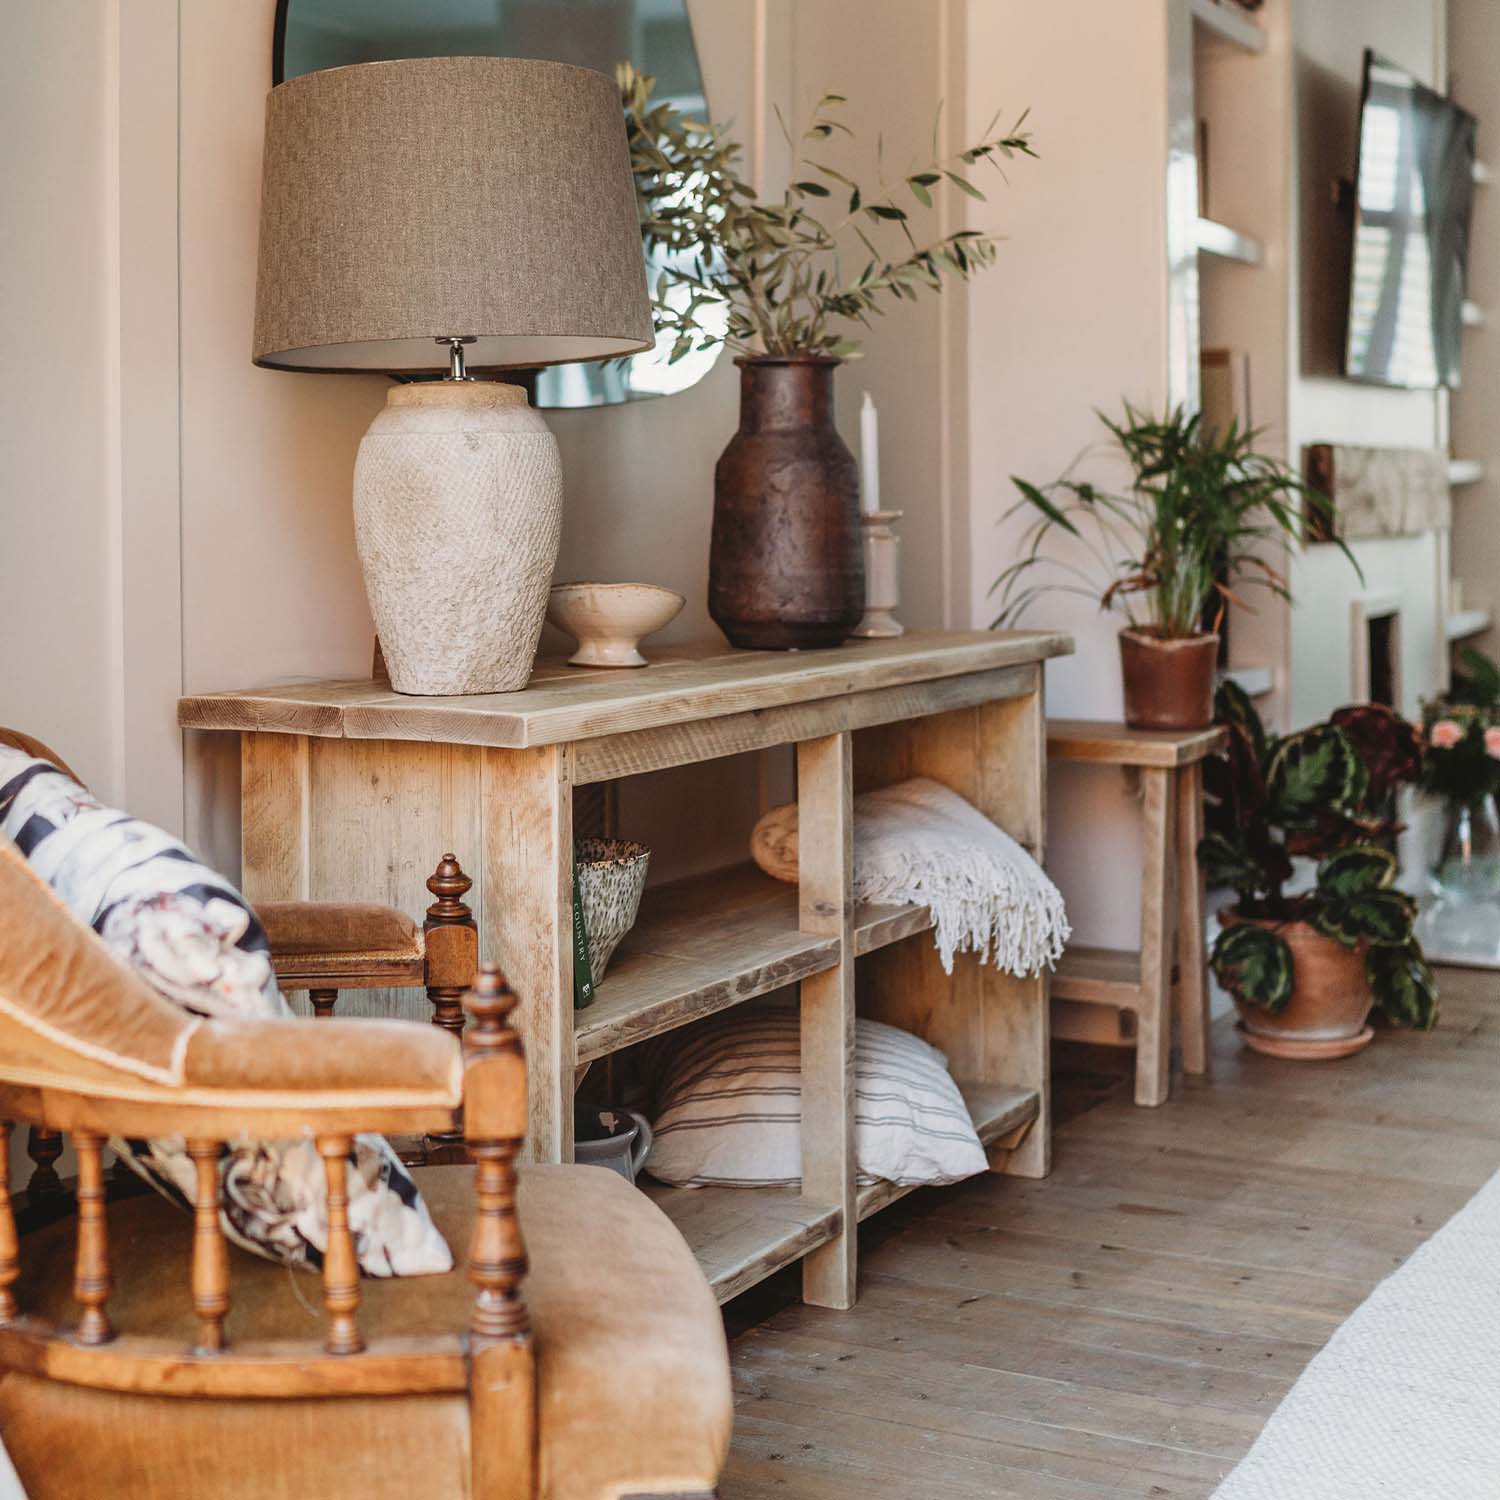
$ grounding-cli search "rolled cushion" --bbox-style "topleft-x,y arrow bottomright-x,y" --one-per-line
0,1164 -> 732,1500
647,1003 -> 989,1190
0,748 -> 451,1279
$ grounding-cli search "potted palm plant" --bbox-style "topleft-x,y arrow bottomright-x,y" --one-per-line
1200,681 -> 1436,1057
620,64 -> 1034,649
993,405 -> 1348,730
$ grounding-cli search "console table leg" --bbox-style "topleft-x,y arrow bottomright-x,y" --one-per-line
1135,767 -> 1178,1107
796,731 -> 856,1311
1175,761 -> 1211,1077
482,744 -> 574,1164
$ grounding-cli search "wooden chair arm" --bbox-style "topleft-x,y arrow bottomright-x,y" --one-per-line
0,1015 -> 463,1141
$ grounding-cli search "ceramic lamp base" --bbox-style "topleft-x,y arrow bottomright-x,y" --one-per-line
353,382 -> 562,695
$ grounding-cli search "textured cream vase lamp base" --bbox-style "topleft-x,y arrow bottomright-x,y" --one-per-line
354,382 -> 562,695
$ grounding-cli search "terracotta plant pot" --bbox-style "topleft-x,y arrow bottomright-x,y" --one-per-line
1225,914 -> 1374,1060
709,355 -> 865,650
1119,628 -> 1219,731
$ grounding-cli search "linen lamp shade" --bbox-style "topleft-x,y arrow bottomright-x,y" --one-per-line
253,55 -> 654,372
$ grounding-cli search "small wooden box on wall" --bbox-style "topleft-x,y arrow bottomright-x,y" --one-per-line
1305,443 -> 1452,544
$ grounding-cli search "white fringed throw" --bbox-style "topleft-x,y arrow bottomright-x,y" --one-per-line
751,776 -> 1070,976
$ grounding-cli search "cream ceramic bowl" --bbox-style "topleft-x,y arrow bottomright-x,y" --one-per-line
547,582 -> 685,668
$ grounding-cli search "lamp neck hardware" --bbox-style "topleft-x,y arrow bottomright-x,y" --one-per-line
439,336 -> 478,381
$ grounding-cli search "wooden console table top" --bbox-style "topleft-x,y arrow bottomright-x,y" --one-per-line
179,629 -> 1072,749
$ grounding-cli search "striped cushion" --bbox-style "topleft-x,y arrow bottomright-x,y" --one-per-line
645,1005 -> 988,1190
0,749 -> 451,1279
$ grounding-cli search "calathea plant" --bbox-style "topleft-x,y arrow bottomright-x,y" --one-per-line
1200,681 -> 1437,1029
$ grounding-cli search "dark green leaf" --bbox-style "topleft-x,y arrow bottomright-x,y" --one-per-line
1316,845 -> 1397,898
866,204 -> 908,221
1366,942 -> 1439,1029
793,180 -> 831,197
1197,831 -> 1265,895
1214,680 -> 1269,769
1009,477 -> 1082,536
1266,726 -> 1368,828
1211,923 -> 1295,1013
1309,890 -> 1415,949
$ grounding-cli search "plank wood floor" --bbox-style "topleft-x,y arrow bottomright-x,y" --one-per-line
720,967 -> 1500,1499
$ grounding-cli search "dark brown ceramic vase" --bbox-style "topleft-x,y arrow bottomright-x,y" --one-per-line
709,355 -> 865,650
1119,628 -> 1220,731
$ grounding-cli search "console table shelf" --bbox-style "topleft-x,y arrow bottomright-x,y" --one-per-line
181,628 -> 1070,1310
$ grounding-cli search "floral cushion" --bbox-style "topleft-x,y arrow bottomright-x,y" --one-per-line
0,749 -> 451,1278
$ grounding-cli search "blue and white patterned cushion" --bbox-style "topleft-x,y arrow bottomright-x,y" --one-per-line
0,749 -> 452,1278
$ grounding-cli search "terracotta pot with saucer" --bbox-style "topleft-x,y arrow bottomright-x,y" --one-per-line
1225,914 -> 1374,1060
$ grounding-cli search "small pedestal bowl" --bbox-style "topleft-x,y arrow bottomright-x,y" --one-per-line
547,582 -> 686,668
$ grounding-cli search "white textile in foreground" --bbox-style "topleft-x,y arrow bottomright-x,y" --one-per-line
751,776 -> 1069,977
1213,1166 -> 1500,1498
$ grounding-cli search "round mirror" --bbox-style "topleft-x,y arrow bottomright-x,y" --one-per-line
273,0 -> 724,408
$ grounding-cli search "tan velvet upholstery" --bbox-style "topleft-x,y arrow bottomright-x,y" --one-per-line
183,1016 -> 461,1100
2,1165 -> 732,1500
0,1382 -> 473,1500
0,840 -> 195,1085
259,901 -> 423,967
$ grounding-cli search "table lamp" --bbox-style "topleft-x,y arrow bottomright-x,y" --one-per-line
253,57 -> 653,695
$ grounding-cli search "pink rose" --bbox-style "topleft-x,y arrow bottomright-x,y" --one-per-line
1486,726 -> 1500,760
1430,719 -> 1464,750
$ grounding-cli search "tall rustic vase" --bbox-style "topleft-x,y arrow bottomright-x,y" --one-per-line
709,356 -> 865,650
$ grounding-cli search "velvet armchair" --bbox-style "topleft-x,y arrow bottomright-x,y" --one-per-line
0,835 -> 732,1499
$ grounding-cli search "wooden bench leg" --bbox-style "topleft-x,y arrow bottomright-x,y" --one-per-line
1175,761 -> 1211,1078
1134,768 -> 1177,1107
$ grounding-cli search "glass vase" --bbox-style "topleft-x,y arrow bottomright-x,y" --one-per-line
1431,793 -> 1500,903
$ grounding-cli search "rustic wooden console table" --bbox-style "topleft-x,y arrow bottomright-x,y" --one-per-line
180,628 -> 1071,1308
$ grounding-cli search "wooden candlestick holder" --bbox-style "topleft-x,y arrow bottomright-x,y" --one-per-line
852,510 -> 905,638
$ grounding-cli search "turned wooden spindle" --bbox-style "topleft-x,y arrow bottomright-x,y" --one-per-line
186,1140 -> 229,1353
26,1126 -> 64,1200
464,966 -> 529,1342
425,853 -> 478,1040
309,988 -> 339,1019
0,1123 -> 19,1323
316,1136 -> 364,1355
73,1134 -> 113,1345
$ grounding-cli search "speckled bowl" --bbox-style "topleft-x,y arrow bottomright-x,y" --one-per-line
547,582 -> 685,668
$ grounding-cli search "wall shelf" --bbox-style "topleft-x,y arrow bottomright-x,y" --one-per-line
1449,459 -> 1486,487
1196,217 -> 1264,266
1190,0 -> 1268,54
1447,608 -> 1493,642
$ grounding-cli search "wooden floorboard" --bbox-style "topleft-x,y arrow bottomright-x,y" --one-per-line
720,966 -> 1500,1498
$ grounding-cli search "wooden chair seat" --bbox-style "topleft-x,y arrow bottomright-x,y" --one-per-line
1,1164 -> 732,1500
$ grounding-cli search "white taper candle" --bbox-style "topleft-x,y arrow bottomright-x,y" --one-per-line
859,391 -> 880,515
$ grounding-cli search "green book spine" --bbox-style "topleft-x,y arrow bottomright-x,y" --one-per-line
572,865 -> 596,1009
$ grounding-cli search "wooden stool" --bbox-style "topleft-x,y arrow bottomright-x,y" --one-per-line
1046,721 -> 1226,1107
